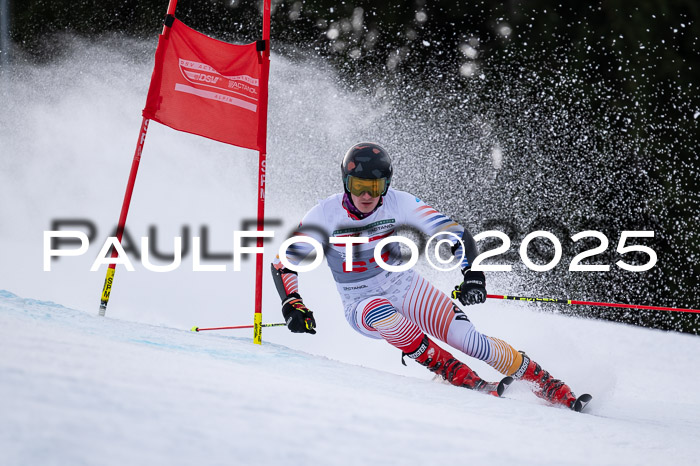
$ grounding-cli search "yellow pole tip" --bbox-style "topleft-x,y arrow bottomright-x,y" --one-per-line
190,326 -> 199,332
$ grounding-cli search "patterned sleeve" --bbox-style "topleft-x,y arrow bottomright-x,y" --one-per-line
395,191 -> 474,269
271,203 -> 328,299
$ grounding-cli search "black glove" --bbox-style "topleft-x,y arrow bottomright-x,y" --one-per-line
282,293 -> 316,334
452,268 -> 487,305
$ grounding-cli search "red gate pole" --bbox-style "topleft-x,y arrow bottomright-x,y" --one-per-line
253,0 -> 272,344
98,117 -> 149,316
98,0 -> 179,317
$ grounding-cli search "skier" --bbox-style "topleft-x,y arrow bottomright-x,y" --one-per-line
271,142 -> 590,411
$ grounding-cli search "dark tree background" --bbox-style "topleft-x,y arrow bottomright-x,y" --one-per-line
5,0 -> 699,333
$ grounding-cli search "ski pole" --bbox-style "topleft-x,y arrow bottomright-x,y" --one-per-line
191,323 -> 286,332
487,294 -> 700,314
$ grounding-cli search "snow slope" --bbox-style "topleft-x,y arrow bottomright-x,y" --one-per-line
2,289 -> 700,466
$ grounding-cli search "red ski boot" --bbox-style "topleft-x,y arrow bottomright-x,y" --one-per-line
513,352 -> 581,409
403,335 -> 511,397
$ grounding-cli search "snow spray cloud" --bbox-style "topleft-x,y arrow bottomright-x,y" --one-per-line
2,33 -> 696,331
263,36 -> 698,331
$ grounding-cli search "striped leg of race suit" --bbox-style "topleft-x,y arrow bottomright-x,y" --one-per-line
357,297 -> 425,352
399,274 -> 523,375
358,273 -> 524,376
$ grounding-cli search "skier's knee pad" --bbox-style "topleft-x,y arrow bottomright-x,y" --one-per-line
357,297 -> 398,332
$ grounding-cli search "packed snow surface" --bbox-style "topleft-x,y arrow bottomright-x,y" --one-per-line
1,290 -> 699,465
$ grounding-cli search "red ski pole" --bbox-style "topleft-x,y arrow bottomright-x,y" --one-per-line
191,323 -> 286,332
487,294 -> 700,314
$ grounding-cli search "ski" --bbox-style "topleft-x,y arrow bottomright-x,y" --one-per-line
572,393 -> 593,412
478,376 -> 514,397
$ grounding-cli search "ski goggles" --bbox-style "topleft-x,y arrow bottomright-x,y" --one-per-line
345,176 -> 388,197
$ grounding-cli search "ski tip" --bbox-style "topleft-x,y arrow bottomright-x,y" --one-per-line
497,376 -> 514,397
573,393 -> 593,412
190,326 -> 199,332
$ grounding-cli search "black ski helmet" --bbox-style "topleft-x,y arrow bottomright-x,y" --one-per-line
341,142 -> 393,195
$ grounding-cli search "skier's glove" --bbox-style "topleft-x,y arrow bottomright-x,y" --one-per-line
452,268 -> 487,305
282,293 -> 316,334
